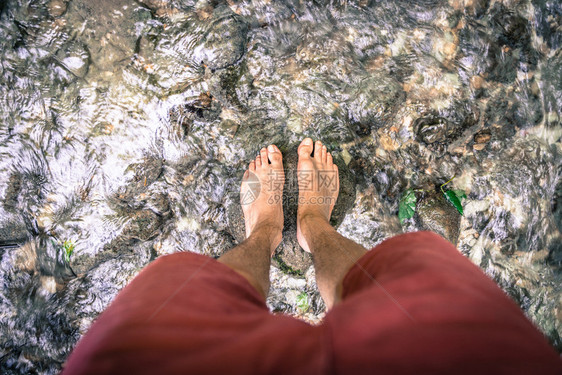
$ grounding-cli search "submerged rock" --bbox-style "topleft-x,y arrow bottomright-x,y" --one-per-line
533,0 -> 562,50
0,215 -> 28,246
415,116 -> 450,144
48,0 -> 67,17
65,0 -> 151,72
416,191 -> 461,245
168,93 -> 220,137
473,130 -> 491,144
198,5 -> 248,70
345,73 -> 405,128
56,42 -> 90,78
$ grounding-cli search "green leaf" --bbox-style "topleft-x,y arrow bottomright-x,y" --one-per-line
63,240 -> 75,263
398,189 -> 417,223
444,190 -> 464,215
451,189 -> 467,200
296,292 -> 310,312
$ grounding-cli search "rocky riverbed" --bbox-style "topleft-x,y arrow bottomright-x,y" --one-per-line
0,0 -> 561,372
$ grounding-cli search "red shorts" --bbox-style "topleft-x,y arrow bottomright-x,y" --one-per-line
62,232 -> 561,374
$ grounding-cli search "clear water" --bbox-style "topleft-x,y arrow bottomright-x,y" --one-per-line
0,0 -> 561,372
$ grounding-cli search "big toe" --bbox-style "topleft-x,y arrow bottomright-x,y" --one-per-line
298,138 -> 314,158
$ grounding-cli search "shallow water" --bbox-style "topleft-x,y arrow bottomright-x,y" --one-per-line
0,0 -> 561,372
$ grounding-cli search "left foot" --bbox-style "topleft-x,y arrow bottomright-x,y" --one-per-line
240,145 -> 285,253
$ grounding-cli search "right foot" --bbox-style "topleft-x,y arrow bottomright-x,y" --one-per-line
296,138 -> 339,253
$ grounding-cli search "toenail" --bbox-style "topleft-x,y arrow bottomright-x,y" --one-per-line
303,138 -> 312,145
268,145 -> 275,152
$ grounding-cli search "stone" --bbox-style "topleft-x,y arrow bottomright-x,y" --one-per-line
473,143 -> 486,151
138,0 -> 168,10
0,215 -> 29,246
65,0 -> 151,72
121,210 -> 163,241
415,116 -> 449,144
48,0 -> 67,17
112,156 -> 165,211
378,132 -> 400,151
168,93 -> 221,137
416,192 -> 461,245
56,42 -> 90,78
197,5 -> 248,71
470,75 -> 484,90
474,130 -> 491,144
2,173 -> 22,213
345,73 -> 405,128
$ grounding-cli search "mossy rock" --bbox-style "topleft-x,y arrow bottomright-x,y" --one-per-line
416,192 -> 461,245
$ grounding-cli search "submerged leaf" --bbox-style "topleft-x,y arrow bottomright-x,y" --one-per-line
444,190 -> 465,215
296,292 -> 310,312
398,189 -> 417,223
63,240 -> 75,263
451,189 -> 467,200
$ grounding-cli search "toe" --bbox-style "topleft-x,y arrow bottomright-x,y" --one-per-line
327,152 -> 333,166
249,160 -> 256,171
298,138 -> 314,158
255,154 -> 262,167
321,145 -> 327,163
260,147 -> 268,166
267,144 -> 283,166
314,141 -> 323,160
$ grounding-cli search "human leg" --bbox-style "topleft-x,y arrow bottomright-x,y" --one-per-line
295,138 -> 367,309
218,144 -> 284,298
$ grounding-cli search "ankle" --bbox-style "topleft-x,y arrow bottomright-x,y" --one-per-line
297,214 -> 335,253
298,213 -> 331,233
248,224 -> 282,251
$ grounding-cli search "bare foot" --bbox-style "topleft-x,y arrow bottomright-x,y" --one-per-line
296,138 -> 339,253
240,144 -> 285,253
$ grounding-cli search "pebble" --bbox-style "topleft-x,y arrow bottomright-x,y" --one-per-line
473,143 -> 486,151
40,276 -> 58,295
463,199 -> 490,217
59,42 -> 90,78
415,116 -> 449,144
48,0 -> 67,17
470,75 -> 484,89
379,133 -> 399,151
101,123 -> 114,135
474,132 -> 491,143
15,242 -> 37,271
